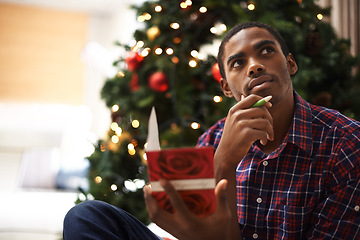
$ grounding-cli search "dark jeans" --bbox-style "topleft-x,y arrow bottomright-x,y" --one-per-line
63,200 -> 162,240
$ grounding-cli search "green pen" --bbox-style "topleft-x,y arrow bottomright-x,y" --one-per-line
251,95 -> 272,108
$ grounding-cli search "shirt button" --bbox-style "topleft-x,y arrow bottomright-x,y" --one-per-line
355,205 -> 360,211
253,233 -> 259,239
262,161 -> 268,166
256,197 -> 262,204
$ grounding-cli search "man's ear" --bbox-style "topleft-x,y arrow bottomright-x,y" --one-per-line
220,78 -> 234,98
287,53 -> 298,75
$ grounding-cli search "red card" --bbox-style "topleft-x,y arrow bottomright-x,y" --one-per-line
146,147 -> 216,217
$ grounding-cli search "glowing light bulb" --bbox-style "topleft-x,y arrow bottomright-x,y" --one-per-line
172,56 -> 180,64
155,5 -> 162,12
110,184 -> 118,191
128,143 -> 135,150
317,14 -> 323,20
170,22 -> 180,29
128,149 -> 136,155
116,71 -> 125,78
111,104 -> 119,112
155,48 -> 163,55
110,122 -> 119,131
191,122 -> 200,129
166,48 -> 174,55
137,15 -> 145,22
144,13 -> 152,20
115,127 -> 122,136
248,3 -> 255,10
219,24 -> 227,32
210,27 -> 217,34
189,59 -> 197,67
199,6 -> 207,13
111,135 -> 119,143
190,50 -> 199,58
132,119 -> 140,128
213,95 -> 223,103
141,48 -> 151,57
95,176 -> 102,184
136,41 -> 144,48
180,2 -> 187,8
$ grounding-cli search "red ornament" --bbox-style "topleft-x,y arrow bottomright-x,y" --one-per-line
149,72 -> 169,92
125,51 -> 144,71
211,63 -> 222,82
129,73 -> 140,92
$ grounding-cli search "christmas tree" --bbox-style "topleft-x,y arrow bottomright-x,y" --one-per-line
78,0 -> 359,224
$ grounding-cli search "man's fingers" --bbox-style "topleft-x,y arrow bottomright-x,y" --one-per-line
214,179 -> 230,214
160,179 -> 192,218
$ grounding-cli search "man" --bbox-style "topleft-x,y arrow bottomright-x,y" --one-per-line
64,22 -> 360,239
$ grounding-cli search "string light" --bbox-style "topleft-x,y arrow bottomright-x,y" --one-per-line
154,5 -> 162,12
210,27 -> 218,34
190,50 -> 199,58
155,47 -> 163,55
128,143 -> 135,150
247,3 -> 255,10
173,37 -> 182,44
115,127 -> 122,136
138,15 -> 145,22
111,135 -> 119,143
166,48 -> 174,55
144,13 -> 151,20
128,149 -> 136,155
185,0 -> 192,6
111,104 -> 119,112
132,119 -> 140,128
95,176 -> 102,184
170,22 -> 180,30
110,184 -> 118,191
136,41 -> 145,48
172,56 -> 180,64
219,24 -> 227,32
189,59 -> 197,67
191,122 -> 200,129
141,48 -> 151,57
180,2 -> 187,8
213,95 -> 223,103
137,13 -> 152,22
199,6 -> 207,13
116,71 -> 125,78
317,14 -> 323,20
110,122 -> 119,131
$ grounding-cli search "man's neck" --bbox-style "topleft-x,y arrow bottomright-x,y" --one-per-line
260,92 -> 295,155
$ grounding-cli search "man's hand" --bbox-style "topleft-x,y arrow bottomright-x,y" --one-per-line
144,179 -> 241,240
215,94 -> 273,172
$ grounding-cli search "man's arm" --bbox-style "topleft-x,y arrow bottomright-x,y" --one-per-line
213,95 -> 274,239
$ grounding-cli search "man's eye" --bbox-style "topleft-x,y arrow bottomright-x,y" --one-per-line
232,60 -> 243,68
261,47 -> 274,54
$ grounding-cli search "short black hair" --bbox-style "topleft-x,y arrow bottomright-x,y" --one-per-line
217,21 -> 290,79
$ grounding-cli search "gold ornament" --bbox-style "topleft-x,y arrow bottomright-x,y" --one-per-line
147,26 -> 161,41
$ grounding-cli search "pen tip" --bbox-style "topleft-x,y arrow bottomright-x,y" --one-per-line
264,96 -> 272,102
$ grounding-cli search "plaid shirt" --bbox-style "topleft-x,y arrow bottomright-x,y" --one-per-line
197,92 -> 360,239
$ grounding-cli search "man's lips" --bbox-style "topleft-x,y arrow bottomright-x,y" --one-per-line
248,75 -> 273,90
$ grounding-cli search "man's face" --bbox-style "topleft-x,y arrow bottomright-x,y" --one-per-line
220,27 -> 297,104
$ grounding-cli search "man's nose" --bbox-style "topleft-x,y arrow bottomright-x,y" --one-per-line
247,61 -> 265,77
